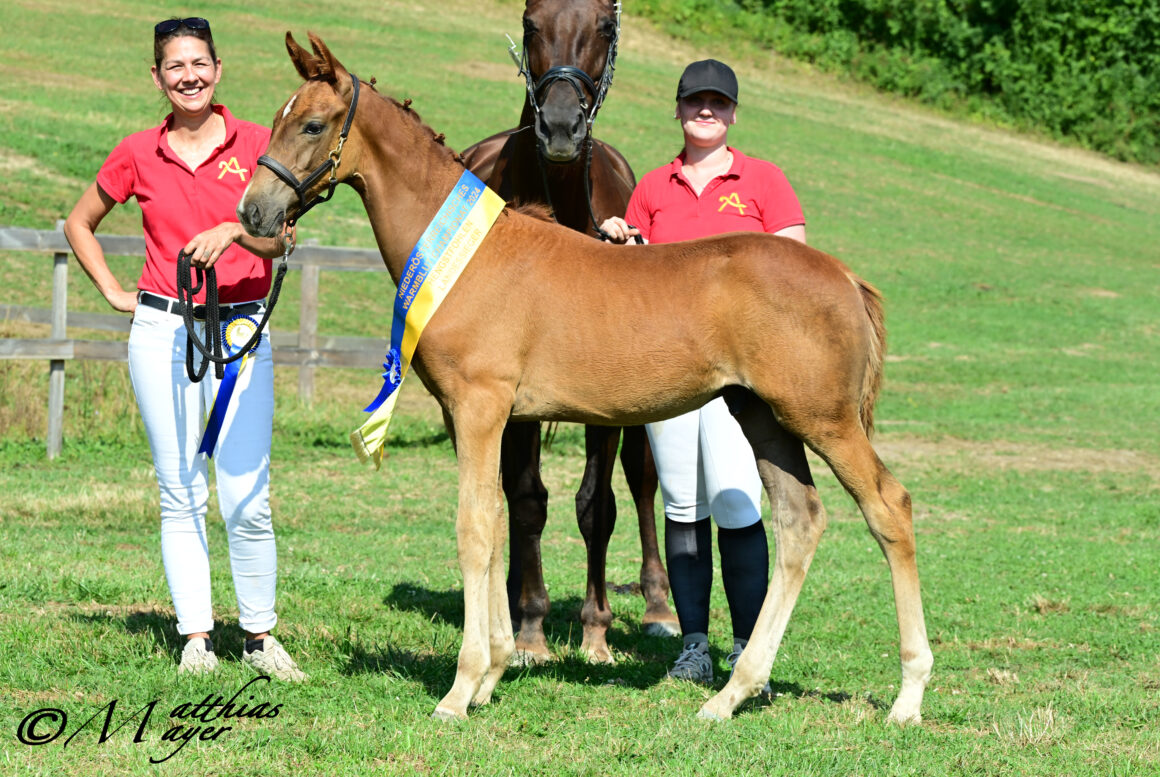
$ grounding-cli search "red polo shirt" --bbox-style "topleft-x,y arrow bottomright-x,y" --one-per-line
97,104 -> 272,303
625,147 -> 803,244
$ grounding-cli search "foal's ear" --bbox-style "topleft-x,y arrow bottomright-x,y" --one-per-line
284,31 -> 349,85
285,32 -> 317,81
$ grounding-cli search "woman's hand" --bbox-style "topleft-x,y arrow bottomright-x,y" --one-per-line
183,222 -> 245,269
599,217 -> 642,244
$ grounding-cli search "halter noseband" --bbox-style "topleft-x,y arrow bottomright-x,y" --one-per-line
257,72 -> 361,226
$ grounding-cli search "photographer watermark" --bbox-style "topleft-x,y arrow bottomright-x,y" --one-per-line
16,676 -> 282,764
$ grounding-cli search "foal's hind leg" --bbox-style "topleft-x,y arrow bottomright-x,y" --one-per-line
500,421 -> 552,664
811,429 -> 933,724
619,425 -> 680,637
700,405 -> 827,721
574,425 -> 620,663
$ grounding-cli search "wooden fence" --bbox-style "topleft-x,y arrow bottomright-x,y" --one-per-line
0,225 -> 390,459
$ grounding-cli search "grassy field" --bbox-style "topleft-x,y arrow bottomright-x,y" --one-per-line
2,0 -> 1159,775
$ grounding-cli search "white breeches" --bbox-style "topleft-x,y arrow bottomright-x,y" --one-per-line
645,397 -> 763,529
128,301 -> 277,635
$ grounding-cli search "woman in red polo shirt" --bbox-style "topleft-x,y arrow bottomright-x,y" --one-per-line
64,18 -> 304,681
602,59 -> 806,688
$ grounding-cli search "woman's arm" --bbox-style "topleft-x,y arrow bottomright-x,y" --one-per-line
773,224 -> 806,245
181,222 -> 291,268
63,182 -> 138,313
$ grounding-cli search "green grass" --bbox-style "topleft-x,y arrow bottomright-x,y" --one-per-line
2,0 -> 1160,775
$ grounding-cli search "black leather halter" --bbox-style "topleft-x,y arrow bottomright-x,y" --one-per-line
257,72 -> 361,226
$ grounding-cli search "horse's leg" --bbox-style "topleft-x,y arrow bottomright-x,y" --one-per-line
699,404 -> 827,721
433,403 -> 511,722
809,427 -> 933,725
574,424 -> 619,663
618,424 -> 680,637
500,421 -> 552,664
471,474 -> 516,708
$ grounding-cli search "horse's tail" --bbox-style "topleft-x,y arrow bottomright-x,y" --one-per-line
854,275 -> 887,438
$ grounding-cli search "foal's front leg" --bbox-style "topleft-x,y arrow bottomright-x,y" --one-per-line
433,412 -> 511,721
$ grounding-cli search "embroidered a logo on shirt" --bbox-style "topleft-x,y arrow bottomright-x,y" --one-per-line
218,157 -> 249,181
718,192 -> 748,215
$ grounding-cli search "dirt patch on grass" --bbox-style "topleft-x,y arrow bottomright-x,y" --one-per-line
870,437 -> 1160,481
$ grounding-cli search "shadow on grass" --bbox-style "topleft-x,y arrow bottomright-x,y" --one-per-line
73,610 -> 265,661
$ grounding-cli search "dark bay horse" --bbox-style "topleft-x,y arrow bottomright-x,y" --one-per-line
239,33 -> 933,724
460,0 -> 678,664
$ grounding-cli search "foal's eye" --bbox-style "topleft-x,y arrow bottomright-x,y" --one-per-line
303,121 -> 325,136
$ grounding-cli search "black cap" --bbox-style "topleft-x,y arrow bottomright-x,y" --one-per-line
676,59 -> 738,104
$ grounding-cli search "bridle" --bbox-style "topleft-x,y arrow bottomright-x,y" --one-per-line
256,72 -> 361,227
507,2 -> 625,241
507,2 -> 621,135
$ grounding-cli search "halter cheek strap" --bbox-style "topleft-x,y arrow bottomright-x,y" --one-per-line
257,72 -> 361,224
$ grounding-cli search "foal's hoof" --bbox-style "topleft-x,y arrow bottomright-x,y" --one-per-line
696,706 -> 729,723
431,706 -> 467,723
886,707 -> 923,726
509,648 -> 552,667
643,619 -> 681,638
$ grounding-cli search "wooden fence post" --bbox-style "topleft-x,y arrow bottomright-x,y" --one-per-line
298,263 -> 320,405
47,220 -> 68,459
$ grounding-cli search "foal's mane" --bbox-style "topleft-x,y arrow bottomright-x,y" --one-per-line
286,31 -> 466,168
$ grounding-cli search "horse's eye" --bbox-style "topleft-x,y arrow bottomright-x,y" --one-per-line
522,16 -> 537,36
303,121 -> 325,136
599,18 -> 616,40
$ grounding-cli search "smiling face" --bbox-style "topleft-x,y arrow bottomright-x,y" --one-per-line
676,90 -> 736,150
151,36 -> 221,119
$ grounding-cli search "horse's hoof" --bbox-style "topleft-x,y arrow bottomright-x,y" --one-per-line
696,705 -> 729,723
643,620 -> 681,638
886,707 -> 922,726
509,648 -> 552,667
431,706 -> 467,723
583,647 -> 615,665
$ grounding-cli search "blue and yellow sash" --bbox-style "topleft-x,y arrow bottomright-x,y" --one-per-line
198,314 -> 260,457
351,170 -> 505,468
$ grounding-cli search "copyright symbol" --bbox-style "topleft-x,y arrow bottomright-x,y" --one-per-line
17,708 -> 66,745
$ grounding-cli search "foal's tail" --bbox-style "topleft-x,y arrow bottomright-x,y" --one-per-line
854,275 -> 887,438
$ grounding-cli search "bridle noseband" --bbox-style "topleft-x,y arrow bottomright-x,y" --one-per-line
257,72 -> 361,226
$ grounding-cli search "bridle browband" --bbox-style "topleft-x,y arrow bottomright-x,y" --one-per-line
257,72 -> 361,226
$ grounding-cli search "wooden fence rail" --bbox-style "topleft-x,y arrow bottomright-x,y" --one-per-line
0,225 -> 390,459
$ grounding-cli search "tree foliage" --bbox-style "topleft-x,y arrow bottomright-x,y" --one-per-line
637,0 -> 1160,165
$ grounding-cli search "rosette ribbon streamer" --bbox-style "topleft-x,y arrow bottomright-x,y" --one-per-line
198,314 -> 260,457
352,170 -> 505,468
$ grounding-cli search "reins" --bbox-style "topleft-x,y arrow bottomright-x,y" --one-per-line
177,231 -> 293,382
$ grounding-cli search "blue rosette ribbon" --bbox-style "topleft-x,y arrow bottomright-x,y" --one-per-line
198,314 -> 260,457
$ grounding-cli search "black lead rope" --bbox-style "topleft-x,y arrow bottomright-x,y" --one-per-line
177,247 -> 290,382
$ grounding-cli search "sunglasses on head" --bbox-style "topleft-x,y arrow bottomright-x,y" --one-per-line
154,17 -> 210,36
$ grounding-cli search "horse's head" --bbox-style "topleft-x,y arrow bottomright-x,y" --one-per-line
520,0 -> 619,163
238,32 -> 362,238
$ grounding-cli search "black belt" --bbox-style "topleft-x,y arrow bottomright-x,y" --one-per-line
138,291 -> 264,321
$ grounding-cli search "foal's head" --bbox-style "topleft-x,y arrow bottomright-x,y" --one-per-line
238,33 -> 363,237
521,0 -> 619,163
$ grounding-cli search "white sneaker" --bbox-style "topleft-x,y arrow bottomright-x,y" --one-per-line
667,641 -> 713,684
726,640 -> 771,695
178,637 -> 218,675
242,635 -> 307,682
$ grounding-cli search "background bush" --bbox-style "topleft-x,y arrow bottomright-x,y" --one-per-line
635,0 -> 1160,165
